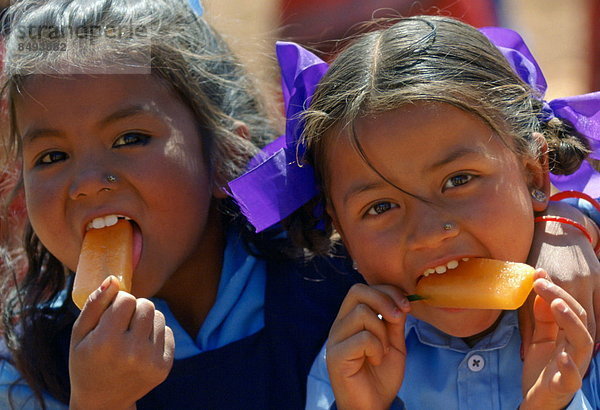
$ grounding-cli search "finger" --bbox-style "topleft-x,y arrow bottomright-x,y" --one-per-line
162,325 -> 175,369
534,269 -> 551,282
533,279 -> 588,329
71,275 -> 120,344
552,351 -> 583,396
519,292 -> 536,357
152,311 -> 174,373
336,283 -> 406,324
329,302 -> 392,352
530,295 -> 558,344
95,291 -> 138,333
328,330 -> 387,371
371,284 -> 412,314
128,298 -> 156,340
385,311 -> 408,356
153,309 -> 166,346
550,298 -> 593,373
520,271 -> 551,348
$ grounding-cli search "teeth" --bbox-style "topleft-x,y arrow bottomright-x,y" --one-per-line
423,259 -> 461,277
423,268 -> 435,277
86,214 -> 130,230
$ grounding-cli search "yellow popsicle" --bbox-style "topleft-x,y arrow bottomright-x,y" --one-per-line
413,258 -> 535,309
72,219 -> 133,309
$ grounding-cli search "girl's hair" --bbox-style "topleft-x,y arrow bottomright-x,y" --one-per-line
286,15 -> 589,255
0,0 -> 281,406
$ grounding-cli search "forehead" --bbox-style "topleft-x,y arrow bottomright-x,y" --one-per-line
326,102 -> 495,161
14,75 -> 183,114
324,102 -> 517,190
14,74 -> 195,132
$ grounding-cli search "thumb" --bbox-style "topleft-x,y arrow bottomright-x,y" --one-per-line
519,270 -> 551,356
518,292 -> 536,357
530,289 -> 559,346
71,275 -> 120,344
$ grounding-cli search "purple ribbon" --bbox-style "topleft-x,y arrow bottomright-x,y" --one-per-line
227,42 -> 328,232
480,27 -> 600,197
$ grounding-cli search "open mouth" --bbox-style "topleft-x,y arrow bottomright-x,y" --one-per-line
85,215 -> 143,272
418,257 -> 472,282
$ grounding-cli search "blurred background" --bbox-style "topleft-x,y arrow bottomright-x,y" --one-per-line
204,0 -> 598,106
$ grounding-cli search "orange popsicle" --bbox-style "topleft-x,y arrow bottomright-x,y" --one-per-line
72,219 -> 134,309
413,258 -> 535,309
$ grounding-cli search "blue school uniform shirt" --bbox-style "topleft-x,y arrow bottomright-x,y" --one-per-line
307,310 -> 600,409
0,232 -> 266,408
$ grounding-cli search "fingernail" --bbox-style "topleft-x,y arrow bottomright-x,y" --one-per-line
400,298 -> 410,310
88,288 -> 101,303
559,351 -> 569,365
555,299 -> 569,313
100,275 -> 113,292
537,278 -> 553,291
391,307 -> 402,318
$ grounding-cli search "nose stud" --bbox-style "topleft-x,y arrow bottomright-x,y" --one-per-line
106,175 -> 117,183
443,222 -> 454,231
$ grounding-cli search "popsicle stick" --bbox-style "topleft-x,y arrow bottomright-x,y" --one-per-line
406,294 -> 426,302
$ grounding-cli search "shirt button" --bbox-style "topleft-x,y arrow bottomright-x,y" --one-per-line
467,354 -> 485,372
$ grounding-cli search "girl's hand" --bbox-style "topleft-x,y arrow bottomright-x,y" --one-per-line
326,283 -> 410,410
521,273 -> 593,410
69,276 -> 175,410
524,201 -> 600,344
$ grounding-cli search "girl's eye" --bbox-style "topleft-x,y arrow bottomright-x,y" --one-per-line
113,132 -> 151,148
367,201 -> 398,216
36,151 -> 68,166
444,173 -> 473,189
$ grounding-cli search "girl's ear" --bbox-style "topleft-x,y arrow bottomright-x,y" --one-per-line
326,202 -> 343,238
526,132 -> 550,212
233,120 -> 250,140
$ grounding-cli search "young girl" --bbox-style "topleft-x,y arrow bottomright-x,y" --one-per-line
0,1 -> 363,409
265,16 -> 600,409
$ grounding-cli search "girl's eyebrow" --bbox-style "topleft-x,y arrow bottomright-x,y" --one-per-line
341,147 -> 487,205
22,128 -> 63,144
428,146 -> 486,171
343,181 -> 386,206
22,105 -> 155,144
97,105 -> 154,129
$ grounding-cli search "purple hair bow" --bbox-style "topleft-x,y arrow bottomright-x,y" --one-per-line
480,27 -> 600,197
227,42 -> 328,232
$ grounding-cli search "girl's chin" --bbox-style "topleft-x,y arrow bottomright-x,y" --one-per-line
414,306 -> 503,338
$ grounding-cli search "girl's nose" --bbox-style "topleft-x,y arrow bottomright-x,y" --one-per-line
406,207 -> 459,251
68,169 -> 119,200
